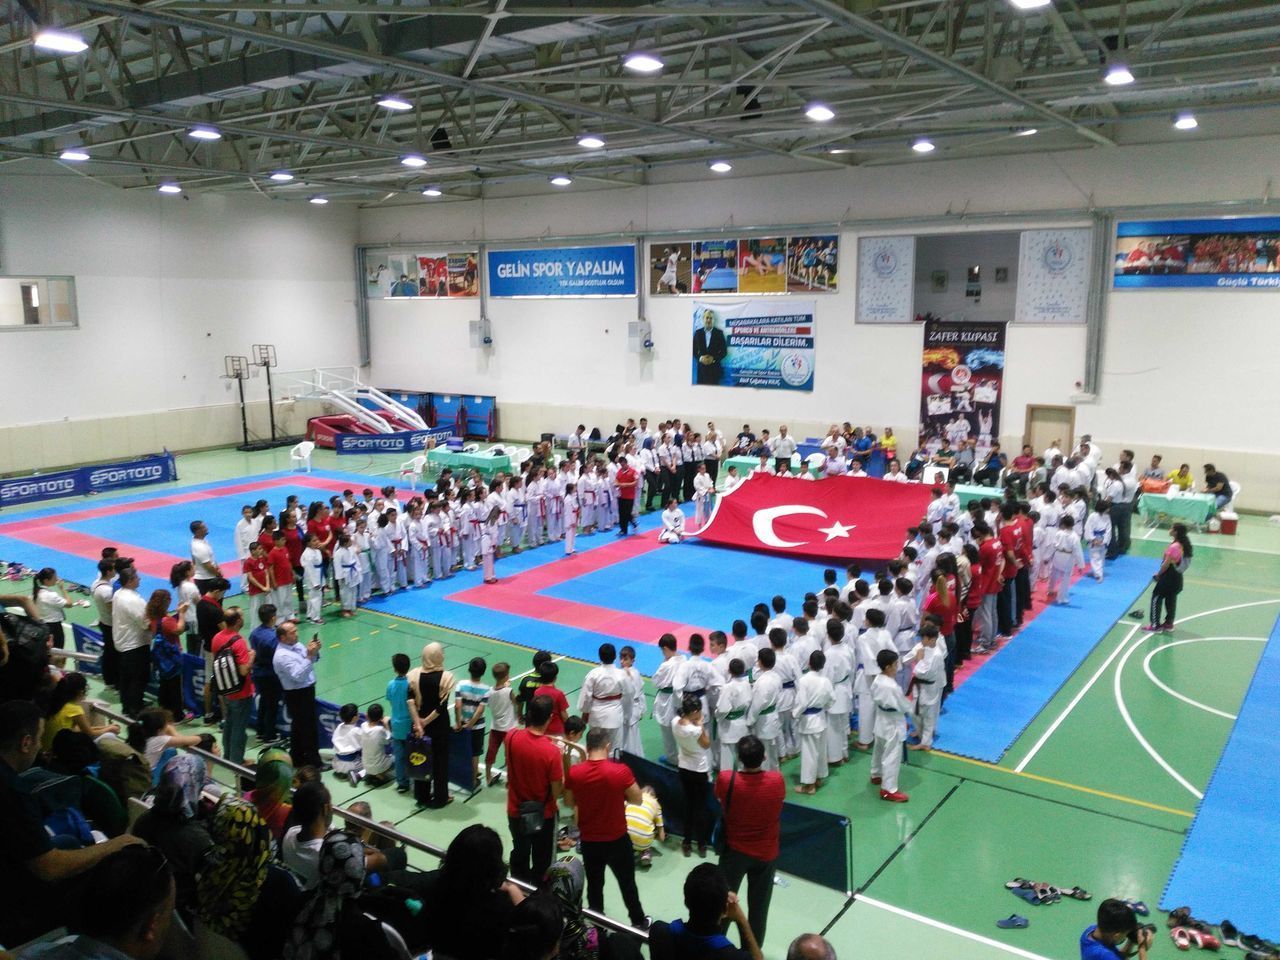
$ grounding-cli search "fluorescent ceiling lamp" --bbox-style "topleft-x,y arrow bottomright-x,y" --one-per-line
309,196 -> 329,204
1174,113 -> 1198,130
577,134 -> 606,149
376,96 -> 413,111
1015,127 -> 1038,136
1104,62 -> 1134,86
157,183 -> 182,194
422,186 -> 443,197
188,126 -> 221,140
1007,0 -> 1051,9
708,160 -> 733,173
268,170 -> 294,181
401,154 -> 427,167
549,175 -> 573,186
805,102 -> 835,122
59,149 -> 90,161
33,30 -> 88,53
827,147 -> 852,154
912,138 -> 935,153
623,53 -> 664,73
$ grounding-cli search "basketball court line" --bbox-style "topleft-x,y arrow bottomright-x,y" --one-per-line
854,894 -> 1058,960
1013,598 -> 1280,774
1139,636 -> 1265,721
1140,525 -> 1280,557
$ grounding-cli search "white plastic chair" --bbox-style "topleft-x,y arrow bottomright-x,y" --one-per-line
1225,480 -> 1241,510
510,447 -> 532,467
399,454 -> 427,491
289,440 -> 315,473
462,442 -> 480,454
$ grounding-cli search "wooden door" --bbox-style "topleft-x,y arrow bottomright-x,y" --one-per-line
1024,405 -> 1074,456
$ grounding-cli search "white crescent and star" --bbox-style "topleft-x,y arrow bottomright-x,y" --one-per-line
751,505 -> 856,548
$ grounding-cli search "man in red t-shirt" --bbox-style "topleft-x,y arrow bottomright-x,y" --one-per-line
505,694 -> 564,882
615,460 -> 640,536
211,608 -> 255,765
975,522 -> 1003,650
1014,504 -> 1036,625
715,736 -> 785,947
997,503 -> 1024,636
565,728 -> 647,927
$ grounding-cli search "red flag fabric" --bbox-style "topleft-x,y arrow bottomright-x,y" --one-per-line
695,474 -> 935,562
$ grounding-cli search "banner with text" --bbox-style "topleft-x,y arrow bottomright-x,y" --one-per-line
1016,228 -> 1092,323
856,235 -> 916,323
366,250 -> 479,298
691,299 -> 815,391
0,452 -> 177,507
1114,217 -> 1280,288
334,427 -> 455,455
920,320 -> 1005,456
487,244 -> 637,297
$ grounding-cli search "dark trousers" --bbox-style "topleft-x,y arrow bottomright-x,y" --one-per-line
705,458 -> 719,483
1150,570 -> 1182,627
1109,502 -> 1132,558
294,566 -> 306,605
255,672 -> 283,742
682,463 -> 696,502
284,684 -> 321,768
954,616 -> 974,662
997,580 -> 1015,636
581,834 -> 646,926
1015,566 -> 1032,622
118,646 -> 152,719
975,466 -> 1002,486
662,470 -> 680,505
194,578 -> 216,596
942,632 -> 956,692
509,815 -> 555,884
98,622 -> 118,688
720,847 -> 777,947
413,724 -> 451,807
679,768 -> 711,847
618,497 -> 636,533
644,472 -> 662,511
158,673 -> 184,719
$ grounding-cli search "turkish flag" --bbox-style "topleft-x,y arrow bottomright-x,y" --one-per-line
695,474 -> 934,562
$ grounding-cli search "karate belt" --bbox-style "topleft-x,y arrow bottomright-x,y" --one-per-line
757,705 -> 777,716
781,681 -> 796,689
802,707 -> 823,715
686,688 -> 706,698
657,686 -> 675,694
724,708 -> 748,721
515,503 -> 528,521
335,750 -> 361,764
592,693 -> 623,701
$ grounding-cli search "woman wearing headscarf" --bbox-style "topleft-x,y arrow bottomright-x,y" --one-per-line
245,746 -> 294,841
132,753 -> 213,917
196,796 -> 302,960
408,641 -> 456,809
544,856 -> 600,960
419,824 -> 524,960
284,830 -> 401,960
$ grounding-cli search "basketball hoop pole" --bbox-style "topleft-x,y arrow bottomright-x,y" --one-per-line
224,355 -> 251,448
252,344 -> 279,442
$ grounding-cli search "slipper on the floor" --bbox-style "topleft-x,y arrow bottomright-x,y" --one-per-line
1124,900 -> 1149,916
1004,878 -> 1033,889
996,915 -> 1029,929
1168,907 -> 1192,929
1010,888 -> 1042,905
1128,610 -> 1145,619
1063,886 -> 1092,901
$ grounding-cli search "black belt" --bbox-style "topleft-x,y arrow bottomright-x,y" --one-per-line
687,688 -> 706,698
914,678 -> 935,685
802,707 -> 823,715
781,681 -> 795,689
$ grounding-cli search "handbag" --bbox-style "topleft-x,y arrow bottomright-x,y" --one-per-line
712,771 -> 736,857
511,733 -> 551,836
404,734 -> 433,781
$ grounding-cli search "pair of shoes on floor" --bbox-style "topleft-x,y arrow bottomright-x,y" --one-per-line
1171,926 -> 1221,951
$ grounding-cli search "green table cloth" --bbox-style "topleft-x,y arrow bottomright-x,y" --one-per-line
427,447 -> 514,476
1137,492 -> 1217,525
723,455 -> 823,481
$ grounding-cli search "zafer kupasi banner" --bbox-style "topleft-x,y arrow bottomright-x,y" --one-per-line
487,244 -> 637,297
920,320 -> 1006,456
691,298 -> 815,391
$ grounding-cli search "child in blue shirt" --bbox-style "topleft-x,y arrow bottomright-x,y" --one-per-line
387,653 -> 413,793
1081,900 -> 1151,960
249,603 -> 282,744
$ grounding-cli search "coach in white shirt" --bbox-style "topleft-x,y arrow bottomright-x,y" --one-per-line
190,520 -> 222,594
111,567 -> 152,717
771,426 -> 798,474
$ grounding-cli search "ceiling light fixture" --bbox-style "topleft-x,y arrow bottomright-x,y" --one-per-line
376,96 -> 413,111
33,30 -> 88,54
1104,62 -> 1134,86
623,53 -> 664,73
422,186 -> 443,197
708,160 -> 733,173
268,171 -> 295,181
59,149 -> 90,161
157,183 -> 182,194
401,154 -> 427,168
805,102 -> 835,122
912,138 -> 936,153
1015,127 -> 1038,137
188,126 -> 221,140
827,147 -> 853,155
1174,113 -> 1198,130
309,196 -> 329,205
577,134 -> 606,149
1007,0 -> 1051,9
549,175 -> 573,186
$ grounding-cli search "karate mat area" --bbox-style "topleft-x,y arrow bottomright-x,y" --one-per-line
16,446 -> 1280,956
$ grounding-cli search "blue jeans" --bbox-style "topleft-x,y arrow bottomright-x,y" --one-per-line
223,697 -> 252,765
391,737 -> 409,788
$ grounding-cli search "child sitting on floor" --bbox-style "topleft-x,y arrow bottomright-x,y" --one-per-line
626,785 -> 666,868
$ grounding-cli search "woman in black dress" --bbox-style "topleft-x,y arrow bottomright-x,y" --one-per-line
410,641 -> 456,808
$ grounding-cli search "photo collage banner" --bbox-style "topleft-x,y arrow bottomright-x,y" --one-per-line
1114,216 -> 1280,289
691,298 -> 816,391
650,235 -> 838,296
919,319 -> 1006,456
366,250 -> 480,298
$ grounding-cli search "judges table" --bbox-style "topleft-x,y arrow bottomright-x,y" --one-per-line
724,455 -> 823,480
427,447 -> 513,477
1138,491 -> 1217,526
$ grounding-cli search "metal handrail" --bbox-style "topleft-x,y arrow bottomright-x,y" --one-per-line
92,703 -> 649,940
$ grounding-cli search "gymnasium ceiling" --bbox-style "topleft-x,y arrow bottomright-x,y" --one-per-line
2,0 -> 1280,204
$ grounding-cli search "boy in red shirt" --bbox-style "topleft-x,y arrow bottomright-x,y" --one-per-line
975,522 -> 1003,652
268,531 -> 296,621
243,541 -> 273,629
533,660 -> 572,736
211,608 -> 255,764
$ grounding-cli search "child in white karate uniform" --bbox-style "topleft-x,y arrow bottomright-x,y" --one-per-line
714,659 -> 753,771
409,505 -> 432,588
460,489 -> 483,571
821,621 -> 855,766
854,610 -> 897,751
768,632 -> 799,760
431,502 -> 455,580
1047,514 -> 1086,604
388,508 -> 409,590
1085,501 -> 1112,581
870,649 -> 913,802
747,647 -> 784,770
907,623 -> 946,751
332,533 -> 361,617
595,466 -> 615,532
651,634 -> 683,762
371,514 -> 393,594
659,500 -> 686,544
792,649 -> 834,795
578,471 -> 597,534
481,505 -> 502,584
721,466 -> 742,496
300,534 -> 325,624
692,464 -> 715,528
563,483 -> 579,556
352,519 -> 373,603
505,477 -> 527,553
619,645 -> 646,757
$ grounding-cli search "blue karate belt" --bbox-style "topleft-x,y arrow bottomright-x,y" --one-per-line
781,681 -> 796,689
802,707 -> 823,715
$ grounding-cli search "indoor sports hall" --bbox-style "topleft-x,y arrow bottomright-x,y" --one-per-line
2,4 -> 1280,960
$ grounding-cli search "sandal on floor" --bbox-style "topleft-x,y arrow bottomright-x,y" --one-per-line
1063,886 -> 1092,901
1124,900 -> 1149,916
1010,888 -> 1041,905
1004,878 -> 1034,889
1168,907 -> 1192,929
996,915 -> 1029,929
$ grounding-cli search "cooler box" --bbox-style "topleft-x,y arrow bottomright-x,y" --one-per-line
1220,512 -> 1238,535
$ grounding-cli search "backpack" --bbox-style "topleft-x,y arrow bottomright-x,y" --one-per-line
210,639 -> 246,697
152,629 -> 183,679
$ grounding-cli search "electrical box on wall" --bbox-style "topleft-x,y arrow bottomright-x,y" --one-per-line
469,318 -> 492,348
627,319 -> 653,353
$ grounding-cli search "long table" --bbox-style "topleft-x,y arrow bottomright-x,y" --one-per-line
427,447 -> 514,476
723,455 -> 823,480
1137,491 -> 1217,525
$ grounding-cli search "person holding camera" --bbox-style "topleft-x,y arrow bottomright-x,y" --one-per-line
648,863 -> 763,960
1080,899 -> 1153,960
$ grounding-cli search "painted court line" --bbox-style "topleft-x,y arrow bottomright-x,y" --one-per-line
855,894 -> 1057,960
1015,598 -> 1280,774
1141,636 -> 1266,721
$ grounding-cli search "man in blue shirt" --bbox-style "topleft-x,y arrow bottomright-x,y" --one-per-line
1081,900 -> 1152,960
249,604 -> 282,745
272,621 -> 325,770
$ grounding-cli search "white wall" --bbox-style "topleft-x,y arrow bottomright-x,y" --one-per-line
0,173 -> 359,473
359,134 -> 1280,510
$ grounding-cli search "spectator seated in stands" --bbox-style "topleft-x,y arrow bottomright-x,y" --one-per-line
20,842 -> 176,960
949,438 -> 977,483
649,863 -> 763,960
132,754 -> 214,919
503,889 -> 567,960
973,444 -> 1007,487
42,728 -> 129,839
1005,444 -> 1036,495
245,747 -> 294,842
418,824 -> 526,960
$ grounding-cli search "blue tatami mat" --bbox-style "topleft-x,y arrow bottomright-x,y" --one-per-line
938,554 -> 1158,763
1162,610 -> 1280,940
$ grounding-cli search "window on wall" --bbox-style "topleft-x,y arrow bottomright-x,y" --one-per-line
0,276 -> 78,328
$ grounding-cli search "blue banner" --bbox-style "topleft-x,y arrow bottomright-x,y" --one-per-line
487,244 -> 637,297
692,299 -> 816,391
334,427 -> 455,455
1115,217 -> 1280,288
0,452 -> 177,507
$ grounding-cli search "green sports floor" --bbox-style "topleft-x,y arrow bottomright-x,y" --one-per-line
32,446 -> 1280,960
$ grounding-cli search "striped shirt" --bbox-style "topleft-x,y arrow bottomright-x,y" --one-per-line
456,679 -> 492,730
626,793 -> 665,850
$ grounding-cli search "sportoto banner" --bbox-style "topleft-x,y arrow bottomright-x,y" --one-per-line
691,299 -> 815,391
0,451 -> 177,506
334,427 -> 455,455
487,244 -> 637,297
920,320 -> 1006,456
1114,217 -> 1280,289
695,473 -> 933,562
